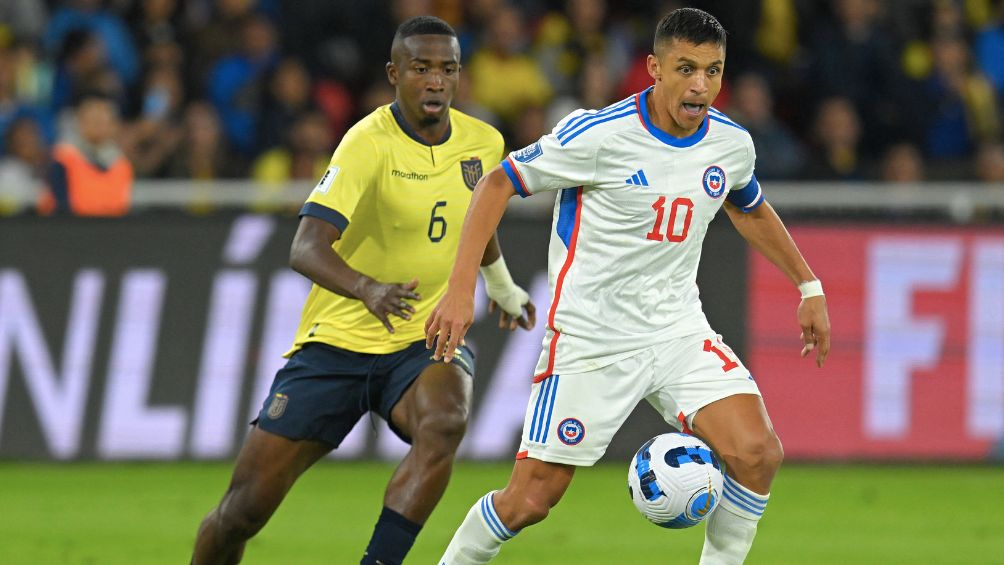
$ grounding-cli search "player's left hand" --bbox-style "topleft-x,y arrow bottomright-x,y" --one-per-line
487,286 -> 536,331
797,295 -> 830,368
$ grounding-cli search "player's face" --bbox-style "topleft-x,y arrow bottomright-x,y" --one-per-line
648,39 -> 724,137
388,35 -> 461,126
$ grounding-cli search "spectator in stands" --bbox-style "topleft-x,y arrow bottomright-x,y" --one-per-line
923,33 -> 1000,161
726,72 -> 805,180
975,0 -> 1004,93
128,0 -> 184,55
0,0 -> 48,44
547,53 -> 617,131
189,0 -> 257,86
879,142 -> 926,183
167,100 -> 246,179
43,91 -> 133,216
0,44 -> 52,154
535,0 -> 630,99
0,116 -> 46,214
252,111 -> 331,184
259,57 -> 314,152
977,142 -> 1004,182
807,0 -> 905,153
6,39 -> 55,111
120,65 -> 185,177
43,0 -> 139,88
208,13 -> 279,155
467,3 -> 551,128
49,29 -> 108,112
803,97 -> 866,181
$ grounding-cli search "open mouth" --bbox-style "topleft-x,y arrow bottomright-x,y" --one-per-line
422,101 -> 445,113
682,102 -> 705,117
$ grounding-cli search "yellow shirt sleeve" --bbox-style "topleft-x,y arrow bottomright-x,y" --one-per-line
302,128 -> 382,230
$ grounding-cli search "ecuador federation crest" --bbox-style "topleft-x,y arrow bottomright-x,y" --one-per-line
267,393 -> 288,419
460,158 -> 483,191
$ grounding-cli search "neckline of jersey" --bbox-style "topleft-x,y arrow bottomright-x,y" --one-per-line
389,102 -> 452,146
637,86 -> 709,148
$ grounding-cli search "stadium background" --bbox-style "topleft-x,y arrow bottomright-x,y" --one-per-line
1,0 -> 1004,563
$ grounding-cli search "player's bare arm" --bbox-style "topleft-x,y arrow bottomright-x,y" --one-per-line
723,200 -> 831,367
290,215 -> 421,334
426,166 -> 516,361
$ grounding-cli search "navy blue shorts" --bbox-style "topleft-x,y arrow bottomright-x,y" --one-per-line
253,340 -> 475,447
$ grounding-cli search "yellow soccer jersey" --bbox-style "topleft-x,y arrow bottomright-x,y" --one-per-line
288,103 -> 504,355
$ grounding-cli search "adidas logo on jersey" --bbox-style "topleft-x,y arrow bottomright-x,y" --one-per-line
625,169 -> 649,186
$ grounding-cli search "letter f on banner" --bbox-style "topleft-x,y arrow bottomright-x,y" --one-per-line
864,239 -> 962,438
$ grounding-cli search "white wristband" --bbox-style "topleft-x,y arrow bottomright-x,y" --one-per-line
480,255 -> 528,317
798,279 -> 824,299
480,255 -> 515,289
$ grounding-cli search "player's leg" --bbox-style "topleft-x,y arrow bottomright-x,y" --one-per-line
441,457 -> 576,565
358,342 -> 475,565
692,394 -> 781,565
441,350 -> 653,564
192,343 -> 368,564
647,333 -> 779,565
192,427 -> 332,565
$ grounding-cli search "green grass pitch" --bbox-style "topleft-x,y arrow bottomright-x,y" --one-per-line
1,462 -> 1002,564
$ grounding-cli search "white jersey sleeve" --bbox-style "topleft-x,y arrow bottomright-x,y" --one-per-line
724,131 -> 764,212
500,110 -> 602,197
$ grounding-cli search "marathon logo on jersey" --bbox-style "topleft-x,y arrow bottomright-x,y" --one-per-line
702,165 -> 727,199
513,141 -> 543,163
557,418 -> 586,445
267,393 -> 288,419
460,157 -> 483,190
391,169 -> 429,181
313,166 -> 339,194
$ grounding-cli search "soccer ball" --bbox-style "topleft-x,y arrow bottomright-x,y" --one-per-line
627,432 -> 724,529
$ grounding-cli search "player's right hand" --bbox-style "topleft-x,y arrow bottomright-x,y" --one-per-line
424,289 -> 474,363
357,277 -> 421,333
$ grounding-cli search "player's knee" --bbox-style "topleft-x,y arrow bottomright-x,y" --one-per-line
727,432 -> 783,480
414,407 -> 469,451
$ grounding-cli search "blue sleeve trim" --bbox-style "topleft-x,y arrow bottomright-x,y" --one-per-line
726,174 -> 764,213
300,202 -> 349,231
501,158 -> 530,198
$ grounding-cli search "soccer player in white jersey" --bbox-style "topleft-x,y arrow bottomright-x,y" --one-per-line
426,7 -> 830,565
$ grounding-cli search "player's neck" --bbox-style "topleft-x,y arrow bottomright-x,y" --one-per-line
391,101 -> 452,146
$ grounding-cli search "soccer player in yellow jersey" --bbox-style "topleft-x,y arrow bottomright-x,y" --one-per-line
191,16 -> 536,565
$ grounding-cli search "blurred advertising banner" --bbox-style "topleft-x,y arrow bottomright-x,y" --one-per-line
0,213 -> 745,461
749,226 -> 1004,460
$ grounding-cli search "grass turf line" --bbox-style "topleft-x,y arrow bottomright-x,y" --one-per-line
0,462 -> 1002,564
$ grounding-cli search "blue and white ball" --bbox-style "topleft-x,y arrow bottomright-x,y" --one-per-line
627,432 -> 724,529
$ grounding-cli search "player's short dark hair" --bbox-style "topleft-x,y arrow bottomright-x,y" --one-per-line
654,8 -> 727,52
394,16 -> 457,43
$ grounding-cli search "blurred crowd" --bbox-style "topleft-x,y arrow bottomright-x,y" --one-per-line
2,0 -> 1004,215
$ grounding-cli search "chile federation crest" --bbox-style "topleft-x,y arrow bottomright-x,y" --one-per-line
557,418 -> 586,445
702,165 -> 727,198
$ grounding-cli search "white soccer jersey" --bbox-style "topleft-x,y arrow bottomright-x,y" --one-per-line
501,86 -> 765,379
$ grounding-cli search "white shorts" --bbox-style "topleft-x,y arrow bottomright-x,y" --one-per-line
517,331 -> 761,466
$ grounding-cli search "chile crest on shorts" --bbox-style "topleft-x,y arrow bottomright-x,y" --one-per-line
702,165 -> 726,198
557,418 -> 586,445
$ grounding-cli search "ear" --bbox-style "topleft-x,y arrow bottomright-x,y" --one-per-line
646,54 -> 661,82
386,61 -> 398,86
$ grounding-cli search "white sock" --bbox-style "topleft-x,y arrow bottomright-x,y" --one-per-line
700,475 -> 769,565
439,491 -> 518,565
